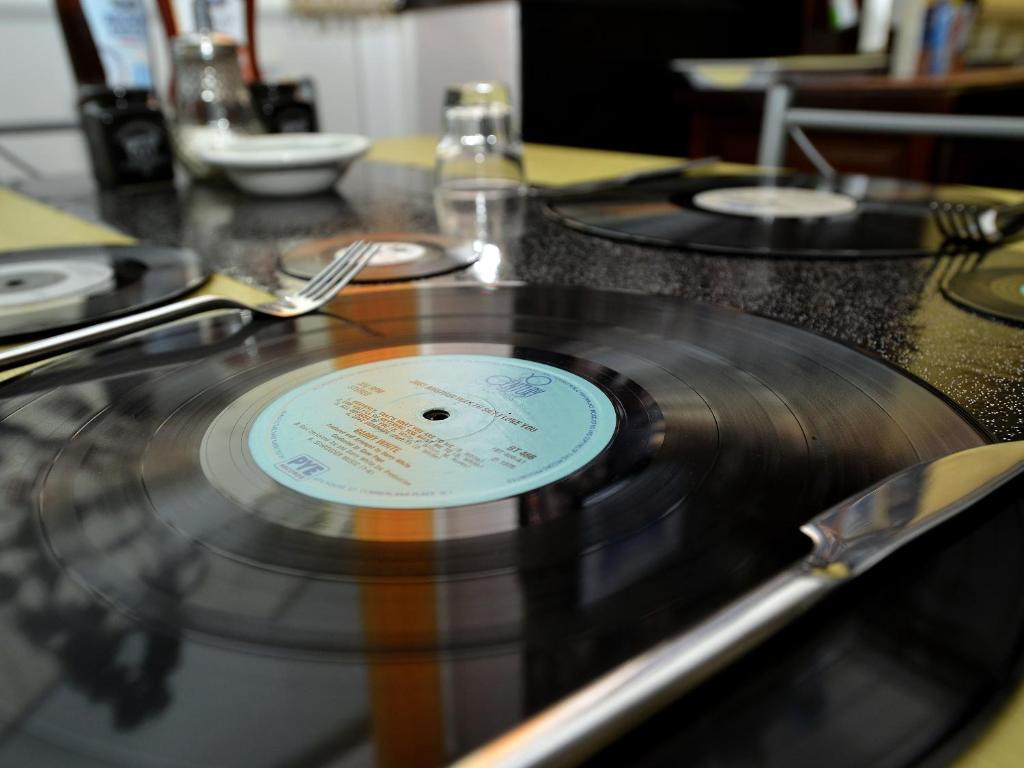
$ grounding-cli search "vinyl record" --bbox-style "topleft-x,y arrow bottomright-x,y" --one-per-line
0,284 -> 1021,768
547,173 -> 992,258
0,244 -> 207,339
943,267 -> 1024,325
281,232 -> 478,283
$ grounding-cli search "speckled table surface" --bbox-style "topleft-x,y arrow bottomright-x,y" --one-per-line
11,159 -> 1024,441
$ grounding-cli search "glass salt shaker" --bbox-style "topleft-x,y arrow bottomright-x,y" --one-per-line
171,32 -> 263,179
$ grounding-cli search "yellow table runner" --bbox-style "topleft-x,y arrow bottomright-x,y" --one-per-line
2,140 -> 1024,765
0,188 -> 134,250
368,135 -> 708,186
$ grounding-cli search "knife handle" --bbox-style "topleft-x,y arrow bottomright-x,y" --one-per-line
452,565 -> 836,768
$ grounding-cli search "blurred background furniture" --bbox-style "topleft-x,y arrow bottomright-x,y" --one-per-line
519,0 -> 1024,187
686,64 -> 1024,187
4,0 -> 1024,185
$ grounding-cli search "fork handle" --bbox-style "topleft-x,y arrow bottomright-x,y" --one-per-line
0,294 -> 242,371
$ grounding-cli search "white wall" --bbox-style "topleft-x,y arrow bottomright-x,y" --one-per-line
0,0 -> 91,179
408,1 -> 520,135
0,0 -> 520,183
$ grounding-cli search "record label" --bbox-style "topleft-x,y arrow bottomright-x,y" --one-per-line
0,259 -> 115,308
363,242 -> 427,267
692,187 -> 858,219
246,354 -> 617,508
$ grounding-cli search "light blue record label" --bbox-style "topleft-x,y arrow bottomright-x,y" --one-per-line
248,354 -> 617,509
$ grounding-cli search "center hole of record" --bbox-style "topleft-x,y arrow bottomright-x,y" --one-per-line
421,408 -> 451,422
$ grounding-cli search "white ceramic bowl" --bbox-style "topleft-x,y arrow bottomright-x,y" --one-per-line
199,133 -> 371,197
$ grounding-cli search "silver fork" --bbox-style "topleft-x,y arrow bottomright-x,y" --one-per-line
0,240 -> 378,371
931,200 -> 1024,247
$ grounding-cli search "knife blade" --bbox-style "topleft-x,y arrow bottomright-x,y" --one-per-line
452,440 -> 1024,768
529,155 -> 719,199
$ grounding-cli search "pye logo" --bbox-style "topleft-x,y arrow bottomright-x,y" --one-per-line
276,454 -> 328,481
485,373 -> 552,398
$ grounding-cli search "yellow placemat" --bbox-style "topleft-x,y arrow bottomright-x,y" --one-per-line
368,135 -> 696,187
957,685 -> 1024,767
0,188 -> 134,250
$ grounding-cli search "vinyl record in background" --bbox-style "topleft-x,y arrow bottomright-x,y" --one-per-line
281,232 -> 478,283
944,267 -> 1024,325
0,244 -> 207,339
548,173 -> 993,258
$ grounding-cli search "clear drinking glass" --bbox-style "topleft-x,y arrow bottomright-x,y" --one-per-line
434,82 -> 526,243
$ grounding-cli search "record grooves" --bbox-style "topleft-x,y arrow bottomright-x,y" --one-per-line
1,284 -> 1022,767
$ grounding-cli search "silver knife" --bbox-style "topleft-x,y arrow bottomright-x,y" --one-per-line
453,440 -> 1024,768
530,156 -> 719,199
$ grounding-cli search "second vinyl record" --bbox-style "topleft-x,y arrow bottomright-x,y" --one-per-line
548,173 -> 992,258
0,285 -> 1021,767
944,267 -> 1024,325
0,244 -> 207,339
281,232 -> 478,283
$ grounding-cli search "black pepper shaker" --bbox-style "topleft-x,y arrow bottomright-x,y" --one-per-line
79,87 -> 175,188
249,80 -> 320,134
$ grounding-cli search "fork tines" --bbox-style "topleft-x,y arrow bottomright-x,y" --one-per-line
299,240 -> 376,301
930,201 -> 999,246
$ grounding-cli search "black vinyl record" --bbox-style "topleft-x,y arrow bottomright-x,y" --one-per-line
548,173 -> 992,258
0,284 -> 1021,768
281,232 -> 478,283
944,267 -> 1024,325
0,244 -> 207,339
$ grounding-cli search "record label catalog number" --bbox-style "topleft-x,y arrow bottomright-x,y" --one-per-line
247,354 -> 617,509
